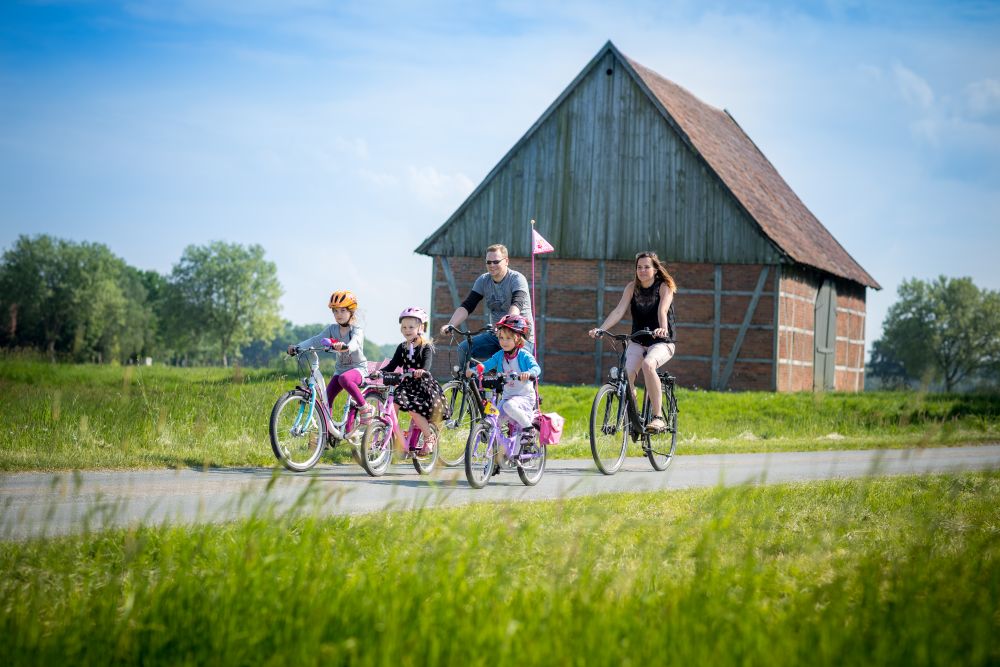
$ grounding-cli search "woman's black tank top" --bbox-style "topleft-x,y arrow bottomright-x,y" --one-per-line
630,279 -> 675,347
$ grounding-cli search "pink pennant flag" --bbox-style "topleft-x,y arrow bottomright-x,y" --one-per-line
532,228 -> 554,255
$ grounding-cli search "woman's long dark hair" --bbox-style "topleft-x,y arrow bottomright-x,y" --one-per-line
633,251 -> 677,293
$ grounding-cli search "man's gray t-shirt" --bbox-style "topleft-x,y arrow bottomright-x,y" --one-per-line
472,269 -> 533,330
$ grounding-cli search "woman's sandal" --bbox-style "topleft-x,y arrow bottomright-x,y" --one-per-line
647,416 -> 667,433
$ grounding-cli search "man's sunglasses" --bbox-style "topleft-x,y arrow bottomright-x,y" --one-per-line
485,259 -> 505,265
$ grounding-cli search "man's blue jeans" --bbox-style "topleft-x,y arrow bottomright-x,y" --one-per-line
459,331 -> 502,370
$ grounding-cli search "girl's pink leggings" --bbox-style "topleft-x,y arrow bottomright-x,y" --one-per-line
327,369 -> 366,406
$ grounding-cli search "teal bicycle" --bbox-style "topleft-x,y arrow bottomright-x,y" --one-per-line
269,345 -> 384,472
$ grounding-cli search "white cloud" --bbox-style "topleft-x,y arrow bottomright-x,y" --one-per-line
891,62 -> 935,110
334,136 -> 369,161
357,167 -> 398,189
964,78 -> 1000,120
406,165 -> 475,206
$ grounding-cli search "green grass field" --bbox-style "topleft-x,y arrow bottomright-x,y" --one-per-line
2,473 -> 997,665
1,359 -> 998,471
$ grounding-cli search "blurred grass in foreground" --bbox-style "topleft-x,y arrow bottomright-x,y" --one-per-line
2,473 -> 998,665
1,359 -> 998,471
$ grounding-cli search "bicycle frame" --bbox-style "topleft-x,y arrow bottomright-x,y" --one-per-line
372,380 -> 426,456
599,330 -> 659,442
291,347 -> 377,443
441,326 -> 494,427
474,376 -> 543,467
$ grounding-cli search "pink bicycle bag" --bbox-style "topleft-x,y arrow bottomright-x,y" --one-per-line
538,412 -> 565,446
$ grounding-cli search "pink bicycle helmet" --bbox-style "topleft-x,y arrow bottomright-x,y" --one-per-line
495,314 -> 531,338
398,306 -> 429,325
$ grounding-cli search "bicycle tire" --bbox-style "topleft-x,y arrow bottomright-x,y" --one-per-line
589,383 -> 628,475
359,419 -> 392,477
644,384 -> 678,471
517,442 -> 546,486
439,379 -> 473,466
269,390 -> 327,472
411,423 -> 440,475
464,420 -> 495,489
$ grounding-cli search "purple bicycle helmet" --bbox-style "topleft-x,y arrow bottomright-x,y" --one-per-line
398,306 -> 429,325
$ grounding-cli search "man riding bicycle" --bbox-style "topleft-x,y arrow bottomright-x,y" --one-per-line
440,243 -> 534,366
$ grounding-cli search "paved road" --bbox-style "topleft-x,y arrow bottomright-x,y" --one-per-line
3,445 -> 1000,540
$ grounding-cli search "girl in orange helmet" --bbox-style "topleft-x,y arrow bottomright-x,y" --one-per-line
288,290 -> 374,424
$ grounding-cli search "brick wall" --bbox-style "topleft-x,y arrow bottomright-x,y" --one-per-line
427,255 -> 781,391
776,266 -> 867,392
835,281 -> 867,392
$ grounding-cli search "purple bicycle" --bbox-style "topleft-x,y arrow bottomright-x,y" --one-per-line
358,371 -> 440,476
464,372 -> 547,488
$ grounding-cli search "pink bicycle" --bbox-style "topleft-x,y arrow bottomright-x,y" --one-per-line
358,371 -> 440,476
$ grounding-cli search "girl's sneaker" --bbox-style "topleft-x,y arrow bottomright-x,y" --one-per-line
358,404 -> 375,426
520,426 -> 538,453
419,430 -> 437,453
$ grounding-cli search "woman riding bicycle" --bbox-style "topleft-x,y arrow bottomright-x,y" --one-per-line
588,251 -> 676,432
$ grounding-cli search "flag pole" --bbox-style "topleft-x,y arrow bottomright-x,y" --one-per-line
530,218 -> 537,356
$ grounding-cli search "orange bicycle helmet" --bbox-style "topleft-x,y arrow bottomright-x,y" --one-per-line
328,290 -> 358,311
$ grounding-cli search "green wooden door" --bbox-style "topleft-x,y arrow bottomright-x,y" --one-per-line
813,279 -> 837,391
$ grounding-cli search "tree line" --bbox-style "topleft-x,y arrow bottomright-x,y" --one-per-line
869,276 -> 1000,392
0,235 -> 328,366
3,235 -> 997,390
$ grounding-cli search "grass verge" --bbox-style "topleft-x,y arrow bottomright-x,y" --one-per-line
2,473 -> 998,665
1,360 -> 998,471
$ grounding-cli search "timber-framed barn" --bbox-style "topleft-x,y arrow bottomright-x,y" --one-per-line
417,41 -> 880,391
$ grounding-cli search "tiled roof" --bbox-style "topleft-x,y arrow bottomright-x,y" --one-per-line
621,48 -> 879,288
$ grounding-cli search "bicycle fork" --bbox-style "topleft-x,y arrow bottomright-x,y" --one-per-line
294,383 -> 344,441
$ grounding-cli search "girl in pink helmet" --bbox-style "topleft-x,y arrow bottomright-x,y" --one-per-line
466,314 -> 541,452
378,307 -> 447,452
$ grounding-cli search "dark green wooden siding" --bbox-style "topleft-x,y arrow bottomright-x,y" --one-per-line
418,51 -> 783,264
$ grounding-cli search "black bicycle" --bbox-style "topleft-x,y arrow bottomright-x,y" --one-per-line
588,329 -> 678,475
437,325 -> 494,466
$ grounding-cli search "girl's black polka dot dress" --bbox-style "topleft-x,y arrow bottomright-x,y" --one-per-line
384,342 -> 448,422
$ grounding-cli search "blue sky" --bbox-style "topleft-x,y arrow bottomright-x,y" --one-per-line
2,0 -> 998,353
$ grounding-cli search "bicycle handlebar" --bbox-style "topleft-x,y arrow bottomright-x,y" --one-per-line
292,345 -> 334,355
376,370 -> 417,386
443,325 -> 493,338
592,328 -> 661,342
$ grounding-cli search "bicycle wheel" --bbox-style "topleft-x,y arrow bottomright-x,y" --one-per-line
359,418 -> 392,477
270,390 -> 327,472
438,380 -> 473,466
411,424 -> 440,475
517,442 -> 546,486
589,383 -> 628,475
644,385 -> 678,471
464,420 -> 495,489
343,389 -> 385,441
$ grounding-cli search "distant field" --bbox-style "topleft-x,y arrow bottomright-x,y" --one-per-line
2,473 -> 997,665
1,360 -> 998,471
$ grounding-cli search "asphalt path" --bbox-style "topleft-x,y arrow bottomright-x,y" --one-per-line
3,445 -> 1000,540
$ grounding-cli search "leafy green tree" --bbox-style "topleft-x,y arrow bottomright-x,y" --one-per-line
0,235 -> 155,363
873,276 -> 1000,391
168,242 -> 282,366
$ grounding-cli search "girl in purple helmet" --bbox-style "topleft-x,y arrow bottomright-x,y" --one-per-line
378,307 -> 447,452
